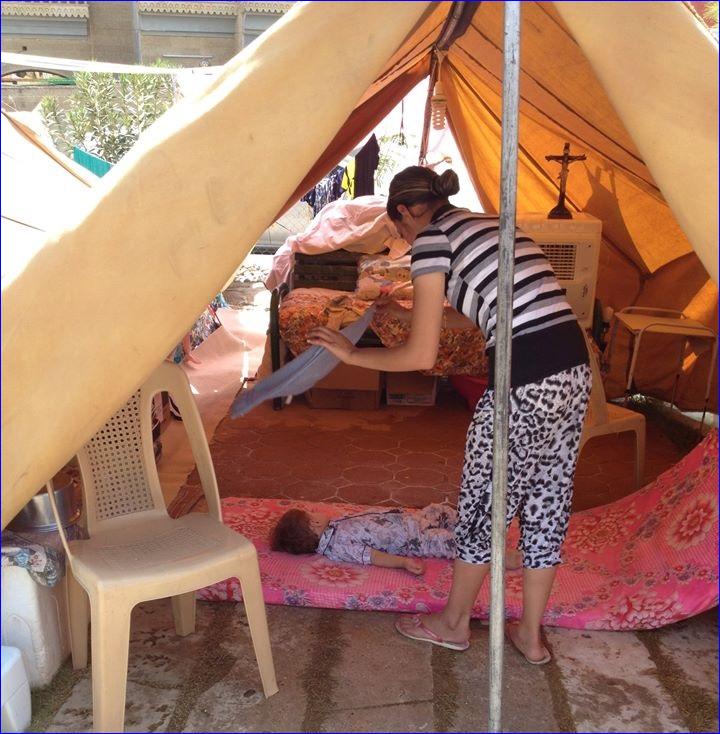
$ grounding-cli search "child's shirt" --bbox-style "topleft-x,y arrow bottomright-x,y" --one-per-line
316,506 -> 456,565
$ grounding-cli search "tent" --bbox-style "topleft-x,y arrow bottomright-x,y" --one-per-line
1,111 -> 95,282
2,1 -> 718,528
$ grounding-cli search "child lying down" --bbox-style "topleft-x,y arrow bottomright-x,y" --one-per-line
271,504 -> 522,575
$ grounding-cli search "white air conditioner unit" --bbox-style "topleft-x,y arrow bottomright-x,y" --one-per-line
516,213 -> 602,328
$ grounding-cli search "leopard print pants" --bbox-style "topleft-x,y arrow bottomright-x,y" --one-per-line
455,363 -> 592,569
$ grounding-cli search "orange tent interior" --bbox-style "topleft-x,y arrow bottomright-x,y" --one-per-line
284,1 -> 718,412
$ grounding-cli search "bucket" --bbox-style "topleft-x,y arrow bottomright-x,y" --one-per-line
8,473 -> 80,533
450,374 -> 489,411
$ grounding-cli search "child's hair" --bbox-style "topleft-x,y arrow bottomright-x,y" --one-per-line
270,509 -> 320,555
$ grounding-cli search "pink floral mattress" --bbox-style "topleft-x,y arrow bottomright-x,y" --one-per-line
200,431 -> 718,630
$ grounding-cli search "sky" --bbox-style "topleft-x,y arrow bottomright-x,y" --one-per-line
370,80 -> 482,212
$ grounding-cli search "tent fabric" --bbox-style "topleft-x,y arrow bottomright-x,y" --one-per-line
2,1 -> 717,528
444,1 -> 718,409
554,1 -> 718,285
285,0 -> 717,409
1,111 -> 95,290
1,1 -> 432,529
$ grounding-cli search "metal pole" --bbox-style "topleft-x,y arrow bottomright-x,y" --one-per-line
488,2 -> 521,732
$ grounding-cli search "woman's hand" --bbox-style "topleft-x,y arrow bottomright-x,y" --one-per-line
307,326 -> 356,363
403,557 -> 426,576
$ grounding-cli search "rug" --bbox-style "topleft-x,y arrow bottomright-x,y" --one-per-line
199,431 -> 718,630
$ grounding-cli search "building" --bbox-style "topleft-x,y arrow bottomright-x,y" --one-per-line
1,1 -> 294,67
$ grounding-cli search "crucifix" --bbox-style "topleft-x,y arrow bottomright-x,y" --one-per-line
545,142 -> 586,219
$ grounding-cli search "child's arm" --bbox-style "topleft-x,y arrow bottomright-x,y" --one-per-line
370,549 -> 425,575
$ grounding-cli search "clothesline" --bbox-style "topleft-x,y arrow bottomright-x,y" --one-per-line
1,51 -> 223,76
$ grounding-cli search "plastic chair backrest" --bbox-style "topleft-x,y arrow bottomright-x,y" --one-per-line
75,361 -> 222,537
582,329 -> 609,426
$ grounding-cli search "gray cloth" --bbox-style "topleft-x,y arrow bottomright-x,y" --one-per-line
231,307 -> 375,418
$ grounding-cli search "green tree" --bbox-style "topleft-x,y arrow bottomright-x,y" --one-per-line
40,65 -> 176,164
376,132 -> 415,189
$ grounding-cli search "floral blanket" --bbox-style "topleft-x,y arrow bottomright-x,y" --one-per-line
199,431 -> 718,630
1,530 -> 66,587
279,288 -> 487,377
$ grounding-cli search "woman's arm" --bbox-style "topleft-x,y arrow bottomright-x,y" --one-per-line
307,271 -> 446,371
370,549 -> 426,575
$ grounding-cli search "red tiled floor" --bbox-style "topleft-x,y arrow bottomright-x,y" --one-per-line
344,449 -> 397,465
334,483 -> 396,505
391,485 -> 451,506
341,465 -> 395,484
168,385 -> 686,518
392,467 -> 446,486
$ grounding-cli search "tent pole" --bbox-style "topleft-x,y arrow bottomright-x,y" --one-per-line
488,2 -> 521,732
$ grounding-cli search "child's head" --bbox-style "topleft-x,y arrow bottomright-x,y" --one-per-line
271,509 -> 321,555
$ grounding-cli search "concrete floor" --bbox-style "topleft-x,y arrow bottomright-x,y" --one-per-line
32,601 -> 718,732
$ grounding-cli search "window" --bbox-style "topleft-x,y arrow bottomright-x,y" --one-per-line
1,1 -> 88,37
139,13 -> 236,37
2,17 -> 87,36
242,12 -> 279,47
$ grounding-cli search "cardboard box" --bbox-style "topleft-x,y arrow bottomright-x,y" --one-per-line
306,388 -> 381,410
306,363 -> 381,410
386,371 -> 437,406
314,363 -> 380,391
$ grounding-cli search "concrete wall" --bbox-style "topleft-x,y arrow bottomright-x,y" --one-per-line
1,3 -> 287,67
1,82 -> 75,113
140,35 -> 238,66
87,1 -> 136,63
0,3 -> 137,63
1,34 -> 92,62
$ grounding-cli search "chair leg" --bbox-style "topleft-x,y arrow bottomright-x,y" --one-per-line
171,591 -> 196,637
90,595 -> 133,733
238,559 -> 278,698
634,423 -> 646,489
67,567 -> 89,669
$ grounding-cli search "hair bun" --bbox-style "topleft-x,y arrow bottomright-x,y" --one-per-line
431,169 -> 460,198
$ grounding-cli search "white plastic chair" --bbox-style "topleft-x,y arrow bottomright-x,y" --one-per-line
579,332 -> 646,488
46,361 -> 278,732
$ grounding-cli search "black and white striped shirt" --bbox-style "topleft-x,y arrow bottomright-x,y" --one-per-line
411,205 -> 588,387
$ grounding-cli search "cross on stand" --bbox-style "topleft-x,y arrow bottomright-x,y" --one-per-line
545,142 -> 586,219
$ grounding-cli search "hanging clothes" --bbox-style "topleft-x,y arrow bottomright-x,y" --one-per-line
341,159 -> 356,198
353,134 -> 380,197
302,165 -> 345,216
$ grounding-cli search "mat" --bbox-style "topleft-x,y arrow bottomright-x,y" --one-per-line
199,431 -> 718,630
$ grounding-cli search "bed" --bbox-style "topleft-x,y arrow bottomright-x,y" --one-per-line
270,252 -> 487,389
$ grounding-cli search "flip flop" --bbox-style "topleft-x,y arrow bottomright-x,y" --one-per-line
395,615 -> 470,651
505,623 -> 552,665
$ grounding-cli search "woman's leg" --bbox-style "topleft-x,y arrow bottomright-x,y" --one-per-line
507,567 -> 557,662
396,559 -> 489,642
398,390 -> 519,644
511,363 -> 592,661
440,559 -> 491,631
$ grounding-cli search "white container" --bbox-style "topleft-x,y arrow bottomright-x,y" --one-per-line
1,646 -> 31,733
1,567 -> 70,688
516,212 -> 603,328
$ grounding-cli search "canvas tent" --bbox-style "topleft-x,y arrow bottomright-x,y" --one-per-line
1,112 -> 95,282
2,1 -> 717,528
